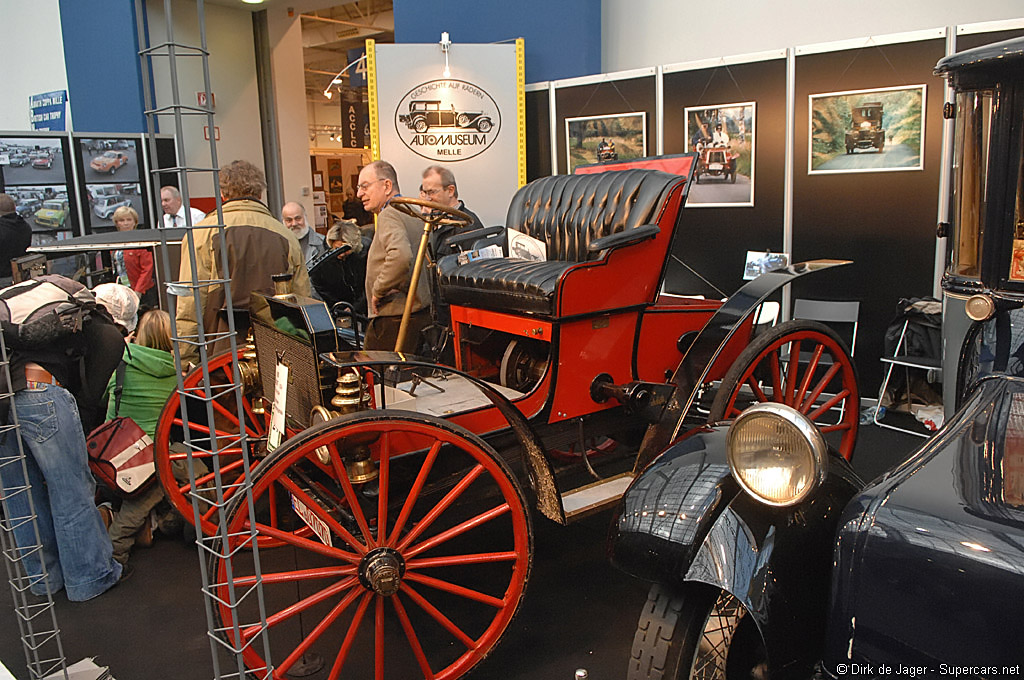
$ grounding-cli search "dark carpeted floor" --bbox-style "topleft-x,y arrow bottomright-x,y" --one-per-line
0,422 -> 925,680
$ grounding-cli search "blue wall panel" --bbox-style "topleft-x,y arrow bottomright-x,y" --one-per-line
59,0 -> 147,132
393,0 -> 600,83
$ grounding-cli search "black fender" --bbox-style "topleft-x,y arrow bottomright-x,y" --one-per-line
611,424 -> 863,678
635,259 -> 852,471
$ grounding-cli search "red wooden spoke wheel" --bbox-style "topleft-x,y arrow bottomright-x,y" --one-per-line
154,349 -> 271,538
709,320 -> 859,460
212,411 -> 533,680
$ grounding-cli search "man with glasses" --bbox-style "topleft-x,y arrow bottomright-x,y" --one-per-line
357,160 -> 431,352
419,165 -> 483,259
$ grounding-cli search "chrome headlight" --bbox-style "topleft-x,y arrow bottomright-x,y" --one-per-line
726,402 -> 827,507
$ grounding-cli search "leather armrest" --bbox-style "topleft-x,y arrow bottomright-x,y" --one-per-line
443,225 -> 505,251
588,224 -> 660,254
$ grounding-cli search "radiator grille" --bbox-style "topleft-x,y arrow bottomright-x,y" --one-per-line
251,318 -> 330,431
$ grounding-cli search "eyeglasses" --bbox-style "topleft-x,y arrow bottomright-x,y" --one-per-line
418,185 -> 451,197
356,178 -> 386,192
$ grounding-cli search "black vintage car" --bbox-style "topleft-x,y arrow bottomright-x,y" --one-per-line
845,101 -> 885,153
610,37 -> 1024,680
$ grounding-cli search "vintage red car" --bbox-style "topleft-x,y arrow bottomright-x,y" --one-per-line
695,143 -> 738,183
153,155 -> 856,680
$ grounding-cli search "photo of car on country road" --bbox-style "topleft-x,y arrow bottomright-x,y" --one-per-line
0,137 -> 65,185
685,102 -> 755,207
566,112 -> 646,174
79,138 -> 141,183
809,85 -> 925,174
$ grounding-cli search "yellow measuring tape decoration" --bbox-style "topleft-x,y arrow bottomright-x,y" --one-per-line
366,39 -> 379,162
516,38 -> 526,188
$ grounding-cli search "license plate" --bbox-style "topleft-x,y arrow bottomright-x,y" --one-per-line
291,494 -> 332,546
709,163 -> 723,170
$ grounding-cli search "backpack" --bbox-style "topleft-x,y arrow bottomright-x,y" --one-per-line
0,275 -> 98,348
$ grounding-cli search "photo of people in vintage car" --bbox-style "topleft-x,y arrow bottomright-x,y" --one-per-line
79,138 -> 141,183
685,102 -> 755,207
566,112 -> 646,173
809,85 -> 925,174
0,137 -> 66,185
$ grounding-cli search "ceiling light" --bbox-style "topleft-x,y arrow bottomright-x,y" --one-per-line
322,54 -> 367,99
241,0 -> 265,4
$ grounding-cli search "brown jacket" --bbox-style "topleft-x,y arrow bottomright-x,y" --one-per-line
176,198 -> 311,363
364,204 -> 431,318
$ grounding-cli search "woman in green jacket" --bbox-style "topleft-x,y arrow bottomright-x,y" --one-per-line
99,310 -> 178,565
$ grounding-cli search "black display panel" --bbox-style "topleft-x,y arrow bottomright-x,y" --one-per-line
554,75 -> 656,175
73,136 -> 148,233
792,38 -> 947,389
525,88 -> 551,181
662,58 -> 787,297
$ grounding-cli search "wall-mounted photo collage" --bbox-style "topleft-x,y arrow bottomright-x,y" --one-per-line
0,136 -> 76,249
78,137 -> 146,231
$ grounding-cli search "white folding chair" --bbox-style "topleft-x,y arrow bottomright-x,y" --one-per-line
790,298 -> 861,421
873,318 -> 942,437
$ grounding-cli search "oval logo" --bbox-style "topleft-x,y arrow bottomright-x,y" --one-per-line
394,79 -> 500,162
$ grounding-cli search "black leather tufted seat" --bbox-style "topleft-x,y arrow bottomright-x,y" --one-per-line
438,169 -> 684,317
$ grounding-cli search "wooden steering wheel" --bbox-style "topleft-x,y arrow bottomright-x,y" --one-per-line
389,195 -> 474,228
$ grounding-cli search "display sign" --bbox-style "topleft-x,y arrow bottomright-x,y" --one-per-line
371,40 -> 524,227
341,90 -> 366,149
29,90 -> 67,132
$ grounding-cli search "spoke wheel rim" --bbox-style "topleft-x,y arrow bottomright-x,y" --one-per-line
154,350 -> 275,540
713,324 -> 859,460
689,591 -> 744,680
215,413 -> 532,680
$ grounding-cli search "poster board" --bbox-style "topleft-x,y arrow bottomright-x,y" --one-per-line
370,40 -> 524,227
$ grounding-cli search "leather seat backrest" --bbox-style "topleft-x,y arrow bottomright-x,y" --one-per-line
505,169 -> 678,262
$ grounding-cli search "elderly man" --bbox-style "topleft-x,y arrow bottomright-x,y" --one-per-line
419,165 -> 483,259
160,186 -> 206,229
175,160 -> 310,365
358,160 -> 430,352
281,201 -> 327,268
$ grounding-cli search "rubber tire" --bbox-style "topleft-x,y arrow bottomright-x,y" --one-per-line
476,118 -> 492,133
628,583 -> 763,680
708,319 -> 859,460
413,118 -> 428,133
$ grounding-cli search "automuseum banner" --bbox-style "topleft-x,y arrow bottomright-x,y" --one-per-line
371,40 -> 524,227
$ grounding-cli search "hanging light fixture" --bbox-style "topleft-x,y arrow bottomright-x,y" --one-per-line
440,31 -> 452,78
323,54 -> 368,99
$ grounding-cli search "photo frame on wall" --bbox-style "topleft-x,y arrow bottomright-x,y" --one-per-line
684,102 -> 755,207
565,112 -> 646,174
808,84 -> 926,175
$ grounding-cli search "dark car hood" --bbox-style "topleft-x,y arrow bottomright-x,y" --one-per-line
826,376 -> 1024,670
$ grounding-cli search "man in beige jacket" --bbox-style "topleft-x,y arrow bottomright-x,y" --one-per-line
176,160 -> 310,365
358,160 -> 431,352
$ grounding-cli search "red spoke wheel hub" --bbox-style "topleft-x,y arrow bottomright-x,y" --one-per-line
709,320 -> 860,460
212,411 -> 533,680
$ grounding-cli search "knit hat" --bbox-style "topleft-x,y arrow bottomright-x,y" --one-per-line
93,283 -> 140,332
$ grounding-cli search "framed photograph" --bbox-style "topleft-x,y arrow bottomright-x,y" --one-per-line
743,250 -> 790,280
86,182 -> 144,230
808,85 -> 926,174
565,112 -> 646,174
78,138 -> 141,183
0,136 -> 66,185
684,102 -> 755,207
313,171 -> 324,190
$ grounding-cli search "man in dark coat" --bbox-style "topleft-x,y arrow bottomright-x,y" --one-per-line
0,193 -> 33,285
418,165 -> 484,260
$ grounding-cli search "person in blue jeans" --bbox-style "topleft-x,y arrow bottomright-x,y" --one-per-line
0,383 -> 122,600
0,276 -> 126,600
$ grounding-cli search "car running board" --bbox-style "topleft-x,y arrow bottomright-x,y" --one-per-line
560,473 -> 634,522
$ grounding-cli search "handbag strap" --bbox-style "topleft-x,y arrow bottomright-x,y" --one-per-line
112,360 -> 127,417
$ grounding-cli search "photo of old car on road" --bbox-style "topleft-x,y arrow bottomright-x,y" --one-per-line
685,102 -> 755,207
566,112 -> 647,173
809,85 -> 925,174
79,137 -> 141,182
398,100 -> 494,133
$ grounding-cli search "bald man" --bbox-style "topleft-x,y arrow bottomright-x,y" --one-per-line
281,201 -> 327,268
